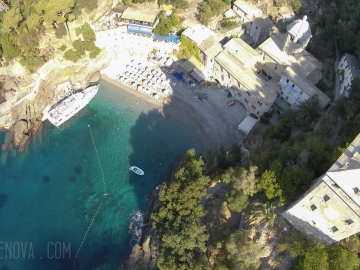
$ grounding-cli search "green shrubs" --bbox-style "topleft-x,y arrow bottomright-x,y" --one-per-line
63,23 -> 101,62
221,18 -> 237,29
55,24 -> 67,39
226,189 -> 249,212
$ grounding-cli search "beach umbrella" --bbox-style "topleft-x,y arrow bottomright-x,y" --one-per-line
148,74 -> 153,79
152,77 -> 157,82
161,74 -> 166,79
138,86 -> 143,91
157,79 -> 161,84
124,71 -> 129,76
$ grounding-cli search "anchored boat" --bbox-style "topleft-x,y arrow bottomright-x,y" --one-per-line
47,85 -> 99,127
129,166 -> 144,175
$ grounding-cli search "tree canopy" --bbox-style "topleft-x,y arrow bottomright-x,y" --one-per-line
309,0 -> 360,57
151,149 -> 210,270
0,0 -> 101,71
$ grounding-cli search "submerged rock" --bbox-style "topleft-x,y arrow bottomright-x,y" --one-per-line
0,193 -> 8,208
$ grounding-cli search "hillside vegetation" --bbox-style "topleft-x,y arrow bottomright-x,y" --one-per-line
0,0 -> 102,72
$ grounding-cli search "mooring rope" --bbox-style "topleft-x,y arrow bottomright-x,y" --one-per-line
73,202 -> 103,270
88,125 -> 107,195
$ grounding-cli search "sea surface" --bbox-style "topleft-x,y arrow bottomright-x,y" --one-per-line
0,79 -> 206,270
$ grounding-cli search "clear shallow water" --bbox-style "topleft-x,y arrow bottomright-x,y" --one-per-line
0,79 -> 206,270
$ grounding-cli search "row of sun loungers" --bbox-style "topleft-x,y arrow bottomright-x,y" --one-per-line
114,61 -> 172,103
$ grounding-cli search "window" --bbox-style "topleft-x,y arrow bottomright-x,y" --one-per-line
310,204 -> 317,211
331,226 -> 339,233
257,111 -> 259,114
256,26 -> 258,29
290,36 -> 294,42
345,219 -> 354,225
247,91 -> 251,96
252,105 -> 256,110
300,91 -> 303,95
312,220 -> 316,225
286,79 -> 289,83
323,194 -> 330,202
286,96 -> 289,100
354,187 -> 359,194
292,84 -> 295,88
237,81 -> 241,87
244,98 -> 249,103
257,101 -> 263,106
228,72 -> 231,79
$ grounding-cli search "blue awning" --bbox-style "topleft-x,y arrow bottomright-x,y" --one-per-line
173,72 -> 185,82
127,24 -> 153,36
154,35 -> 179,42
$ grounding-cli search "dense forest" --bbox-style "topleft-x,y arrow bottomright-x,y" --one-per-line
0,0 -> 101,72
309,0 -> 360,58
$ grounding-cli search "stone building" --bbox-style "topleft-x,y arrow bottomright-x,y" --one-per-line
338,53 -> 360,97
213,38 -> 277,117
198,37 -> 223,76
283,133 -> 360,244
232,0 -> 262,23
281,16 -> 312,58
279,67 -> 331,108
245,16 -> 273,47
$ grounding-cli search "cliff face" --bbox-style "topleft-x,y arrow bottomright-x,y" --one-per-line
0,49 -> 110,152
123,189 -> 161,270
0,0 -> 113,152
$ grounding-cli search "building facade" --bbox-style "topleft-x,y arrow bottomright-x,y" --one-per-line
283,134 -> 360,244
245,16 -> 273,47
213,39 -> 277,117
279,67 -> 330,108
120,7 -> 160,37
338,53 -> 360,97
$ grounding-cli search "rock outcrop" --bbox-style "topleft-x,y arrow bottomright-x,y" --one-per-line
123,189 -> 160,270
0,50 -> 110,154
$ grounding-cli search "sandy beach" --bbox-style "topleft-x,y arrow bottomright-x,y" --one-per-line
102,66 -> 247,150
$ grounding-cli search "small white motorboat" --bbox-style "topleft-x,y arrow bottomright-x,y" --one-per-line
129,166 -> 144,175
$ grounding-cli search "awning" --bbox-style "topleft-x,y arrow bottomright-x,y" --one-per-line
190,69 -> 206,83
238,116 -> 258,135
127,24 -> 153,36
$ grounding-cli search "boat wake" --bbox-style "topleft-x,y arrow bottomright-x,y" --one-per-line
129,211 -> 145,246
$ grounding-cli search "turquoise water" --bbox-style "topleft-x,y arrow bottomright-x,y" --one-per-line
0,79 -> 206,270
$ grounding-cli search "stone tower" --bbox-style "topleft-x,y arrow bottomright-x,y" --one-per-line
282,133 -> 360,244
281,15 -> 312,57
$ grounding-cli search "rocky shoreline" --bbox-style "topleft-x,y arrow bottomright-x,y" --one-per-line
0,54 -> 108,154
123,188 -> 160,270
122,155 -> 183,270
